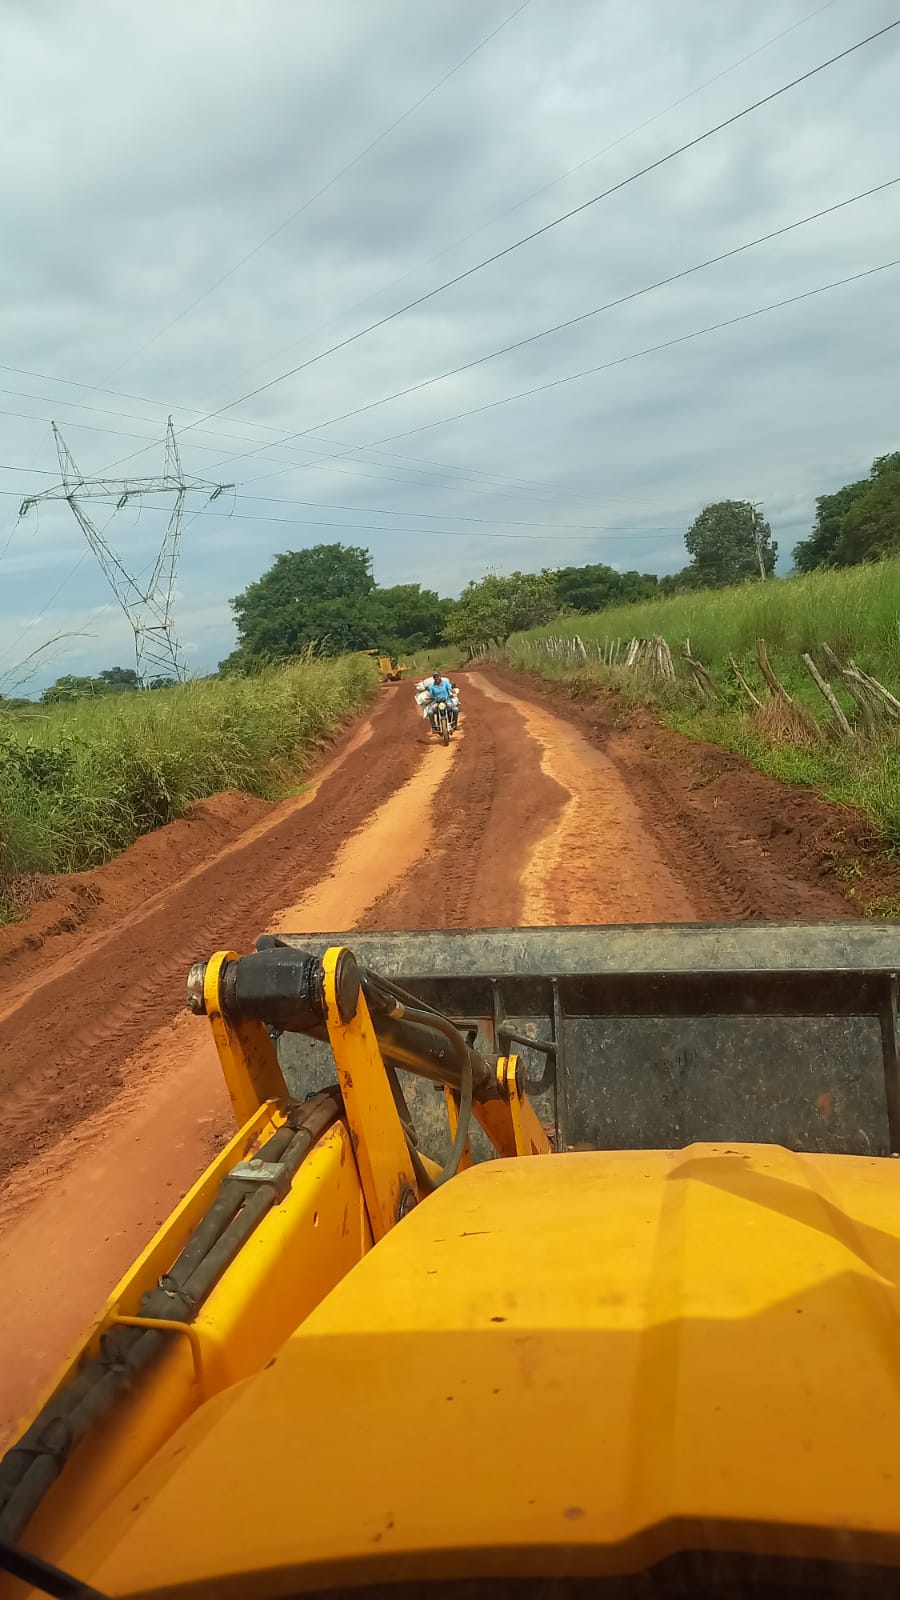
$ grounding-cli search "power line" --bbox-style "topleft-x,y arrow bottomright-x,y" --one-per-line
100,0 -> 535,377
187,506 -> 677,542
218,0 -> 842,401
0,475 -> 692,533
167,15 -> 900,451
9,21 -> 893,624
0,6 -> 880,594
0,382 -> 683,510
5,224 -> 896,587
355,257 -> 900,447
0,401 -> 626,510
0,360 -> 696,507
271,176 -> 900,443
0,5 -> 537,585
0,378 -> 608,506
7,480 -> 688,537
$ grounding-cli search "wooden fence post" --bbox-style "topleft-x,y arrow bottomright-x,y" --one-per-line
800,653 -> 852,738
682,639 -> 718,700
755,639 -> 792,702
821,644 -> 878,736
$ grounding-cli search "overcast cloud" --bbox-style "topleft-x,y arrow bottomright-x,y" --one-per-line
0,0 -> 898,689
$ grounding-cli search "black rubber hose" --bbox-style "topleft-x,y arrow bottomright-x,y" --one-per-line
0,1329 -> 162,1543
160,1121 -> 296,1292
431,1048 -> 474,1188
0,1535 -> 110,1600
0,1092 -> 341,1544
372,1008 -> 492,1099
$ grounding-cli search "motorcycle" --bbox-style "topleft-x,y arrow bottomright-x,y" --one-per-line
415,679 -> 460,746
430,700 -> 454,747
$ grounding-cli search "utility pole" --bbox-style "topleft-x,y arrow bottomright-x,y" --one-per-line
750,499 -> 767,580
20,422 -> 232,686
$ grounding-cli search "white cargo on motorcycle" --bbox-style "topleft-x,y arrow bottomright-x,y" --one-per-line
414,677 -> 460,745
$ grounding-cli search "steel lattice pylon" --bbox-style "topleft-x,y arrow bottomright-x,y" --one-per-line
22,422 -> 231,686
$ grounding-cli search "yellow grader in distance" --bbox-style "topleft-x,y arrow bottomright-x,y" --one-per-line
4,921 -> 900,1598
361,649 -> 407,683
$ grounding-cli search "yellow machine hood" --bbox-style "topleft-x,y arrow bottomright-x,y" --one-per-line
62,1143 -> 900,1595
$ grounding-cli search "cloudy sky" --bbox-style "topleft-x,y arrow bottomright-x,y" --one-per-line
1,0 -> 898,689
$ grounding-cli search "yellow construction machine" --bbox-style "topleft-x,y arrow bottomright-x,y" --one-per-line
361,649 -> 406,683
4,923 -> 900,1597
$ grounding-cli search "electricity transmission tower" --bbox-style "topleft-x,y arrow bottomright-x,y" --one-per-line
22,421 -> 231,685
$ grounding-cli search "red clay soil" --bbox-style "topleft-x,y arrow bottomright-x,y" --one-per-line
485,663 -> 896,922
0,689 -> 423,1189
0,665 -> 893,1445
0,790 -> 273,984
0,666 -> 883,1198
359,674 -> 568,931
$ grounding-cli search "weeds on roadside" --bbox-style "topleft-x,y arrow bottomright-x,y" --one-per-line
0,654 -> 377,917
508,562 -> 900,853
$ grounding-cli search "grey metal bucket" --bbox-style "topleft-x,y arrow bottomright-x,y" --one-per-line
273,924 -> 900,1161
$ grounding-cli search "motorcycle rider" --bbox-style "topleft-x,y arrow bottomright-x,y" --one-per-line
424,671 -> 459,731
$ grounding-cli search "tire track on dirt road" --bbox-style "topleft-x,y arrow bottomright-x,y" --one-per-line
364,672 -> 700,928
0,687 -> 424,1191
0,689 -> 468,1445
485,665 -> 852,923
359,674 -> 567,930
0,662 -> 852,1446
477,675 -> 698,924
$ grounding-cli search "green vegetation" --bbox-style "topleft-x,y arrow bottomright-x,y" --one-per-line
793,452 -> 900,571
445,570 -> 558,653
209,448 -> 900,673
0,653 -> 377,916
556,564 -> 658,612
220,543 -> 450,672
681,500 -> 775,587
5,436 -> 897,902
516,558 -> 900,684
39,667 -> 175,702
508,558 -> 900,844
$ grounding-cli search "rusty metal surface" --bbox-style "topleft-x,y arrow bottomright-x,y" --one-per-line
275,925 -> 900,1159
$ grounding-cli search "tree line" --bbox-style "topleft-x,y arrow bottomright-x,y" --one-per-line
219,497 -> 780,667
792,451 -> 900,572
26,447 -> 900,695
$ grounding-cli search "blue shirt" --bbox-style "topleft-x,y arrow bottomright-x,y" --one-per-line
429,680 -> 453,703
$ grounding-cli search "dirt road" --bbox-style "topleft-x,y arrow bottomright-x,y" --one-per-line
0,668 -> 855,1443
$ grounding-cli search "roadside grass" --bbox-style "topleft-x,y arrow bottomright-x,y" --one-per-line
519,560 -> 900,687
0,653 -> 377,914
402,646 -> 464,677
507,560 -> 900,850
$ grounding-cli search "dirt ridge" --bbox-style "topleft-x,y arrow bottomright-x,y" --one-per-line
0,666 -> 884,1448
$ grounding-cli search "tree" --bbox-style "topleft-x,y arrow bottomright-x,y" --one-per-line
683,500 -> 776,587
792,452 -> 900,570
556,563 -> 657,613
658,566 -> 704,597
40,675 -> 98,704
444,570 -> 558,654
372,583 -> 451,655
98,666 -> 139,692
793,480 -> 867,572
223,544 -> 376,667
219,545 -> 453,671
617,570 -> 659,604
829,453 -> 900,567
39,666 -> 144,703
